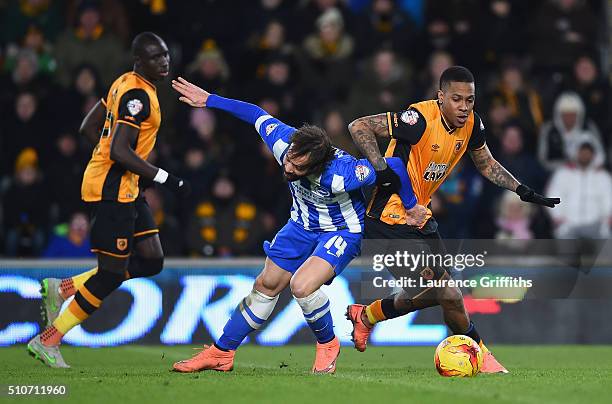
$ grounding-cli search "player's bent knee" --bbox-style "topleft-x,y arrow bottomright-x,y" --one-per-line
254,274 -> 283,296
87,269 -> 124,296
100,270 -> 125,289
141,256 -> 164,277
98,254 -> 129,275
289,278 -> 316,299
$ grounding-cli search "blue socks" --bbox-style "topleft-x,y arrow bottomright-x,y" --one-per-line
216,287 -> 336,350
217,289 -> 278,351
295,289 -> 335,344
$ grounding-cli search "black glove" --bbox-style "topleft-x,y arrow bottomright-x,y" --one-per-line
164,173 -> 191,197
516,184 -> 560,208
375,164 -> 401,193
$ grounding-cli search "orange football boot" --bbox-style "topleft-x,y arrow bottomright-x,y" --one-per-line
312,336 -> 340,374
480,345 -> 509,374
345,304 -> 372,352
172,344 -> 235,373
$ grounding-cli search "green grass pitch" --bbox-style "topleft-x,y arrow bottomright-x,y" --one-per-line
3,345 -> 612,403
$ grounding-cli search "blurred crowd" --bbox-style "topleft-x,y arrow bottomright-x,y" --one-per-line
0,0 -> 611,258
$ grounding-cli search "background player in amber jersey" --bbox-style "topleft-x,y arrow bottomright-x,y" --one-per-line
28,32 -> 190,368
345,66 -> 560,374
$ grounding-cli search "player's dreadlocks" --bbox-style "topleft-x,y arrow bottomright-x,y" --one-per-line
289,124 -> 335,177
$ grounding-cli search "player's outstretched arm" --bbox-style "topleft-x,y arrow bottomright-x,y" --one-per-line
172,76 -> 295,164
80,99 -> 106,145
172,76 -> 271,125
469,144 -> 560,208
348,113 -> 401,192
469,145 -> 519,190
110,124 -> 190,197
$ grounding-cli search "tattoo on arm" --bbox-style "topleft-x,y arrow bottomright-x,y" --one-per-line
469,145 -> 520,191
348,114 -> 390,170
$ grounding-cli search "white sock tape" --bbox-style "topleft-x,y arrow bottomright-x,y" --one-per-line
239,289 -> 279,330
294,289 -> 330,323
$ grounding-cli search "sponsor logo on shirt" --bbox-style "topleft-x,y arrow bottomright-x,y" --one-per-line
312,185 -> 331,197
423,161 -> 448,182
292,184 -> 334,203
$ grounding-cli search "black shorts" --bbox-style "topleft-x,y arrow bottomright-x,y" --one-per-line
88,197 -> 158,258
364,216 -> 448,298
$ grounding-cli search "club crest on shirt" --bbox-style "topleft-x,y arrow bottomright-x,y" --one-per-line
116,238 -> 128,251
127,99 -> 143,116
265,123 -> 278,135
355,164 -> 371,182
420,267 -> 434,280
455,139 -> 464,153
400,110 -> 419,125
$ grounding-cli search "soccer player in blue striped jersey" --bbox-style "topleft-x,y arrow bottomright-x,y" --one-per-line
170,77 -> 423,374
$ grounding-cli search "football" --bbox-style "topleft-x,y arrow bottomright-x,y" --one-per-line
434,335 -> 483,377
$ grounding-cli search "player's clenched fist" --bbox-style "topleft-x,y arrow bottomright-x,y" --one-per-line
171,77 -> 210,107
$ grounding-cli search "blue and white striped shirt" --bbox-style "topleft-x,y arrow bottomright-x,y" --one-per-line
255,114 -> 376,233
207,94 -> 416,234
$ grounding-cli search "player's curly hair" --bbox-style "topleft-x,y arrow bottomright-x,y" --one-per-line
288,124 -> 335,176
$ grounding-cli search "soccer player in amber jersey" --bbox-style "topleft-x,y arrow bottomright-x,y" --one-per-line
28,32 -> 190,368
345,66 -> 560,373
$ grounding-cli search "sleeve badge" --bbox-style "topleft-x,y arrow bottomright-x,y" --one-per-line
127,99 -> 144,116
400,110 -> 419,125
265,123 -> 279,135
355,164 -> 371,182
